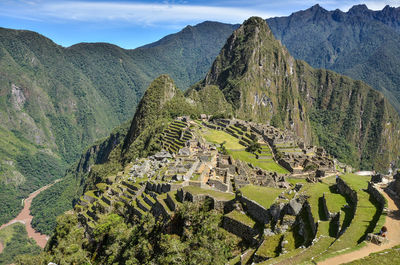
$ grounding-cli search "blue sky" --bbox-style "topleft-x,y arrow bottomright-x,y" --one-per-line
0,0 -> 398,49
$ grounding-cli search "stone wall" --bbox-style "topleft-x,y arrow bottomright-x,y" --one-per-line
302,201 -> 317,239
277,159 -> 293,173
239,196 -> 270,224
336,177 -> 357,236
367,182 -> 386,207
166,193 -> 177,211
152,199 -> 170,220
177,189 -> 235,213
146,181 -> 183,194
336,177 -> 358,207
320,194 -> 330,220
222,216 -> 258,245
208,179 -> 228,192
330,212 -> 341,238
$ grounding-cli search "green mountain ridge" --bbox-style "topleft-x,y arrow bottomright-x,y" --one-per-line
192,17 -> 400,171
30,16 -> 400,239
0,21 -> 236,225
11,17 -> 400,264
267,4 -> 400,113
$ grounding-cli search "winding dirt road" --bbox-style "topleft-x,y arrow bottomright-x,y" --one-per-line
0,179 -> 60,253
318,186 -> 400,265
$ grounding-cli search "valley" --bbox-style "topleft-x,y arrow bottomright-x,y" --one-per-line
0,179 -> 60,253
1,3 -> 400,265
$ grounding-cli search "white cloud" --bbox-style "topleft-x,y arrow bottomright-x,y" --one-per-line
363,0 -> 400,10
0,1 -> 282,26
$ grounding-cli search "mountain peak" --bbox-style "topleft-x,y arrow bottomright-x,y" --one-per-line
204,17 -> 279,90
122,75 -> 177,151
348,4 -> 369,14
243,16 -> 267,26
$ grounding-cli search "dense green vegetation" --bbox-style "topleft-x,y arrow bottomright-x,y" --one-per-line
0,150 -> 66,225
30,174 -> 82,235
310,110 -> 359,167
30,121 -> 131,235
16,202 -> 239,265
0,223 -> 41,265
197,16 -> 400,171
268,4 -> 400,113
0,21 -> 235,226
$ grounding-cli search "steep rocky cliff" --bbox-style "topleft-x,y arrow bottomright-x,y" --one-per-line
194,17 -> 400,170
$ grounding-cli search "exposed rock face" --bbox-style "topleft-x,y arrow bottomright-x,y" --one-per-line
195,17 -> 400,171
203,17 -> 311,144
286,199 -> 303,215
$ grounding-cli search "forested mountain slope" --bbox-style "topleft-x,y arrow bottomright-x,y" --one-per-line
267,4 -> 400,112
0,21 -> 236,225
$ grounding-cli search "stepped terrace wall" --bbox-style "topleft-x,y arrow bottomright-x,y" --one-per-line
177,188 -> 235,213
222,215 -> 258,245
239,196 -> 270,224
367,182 -> 386,207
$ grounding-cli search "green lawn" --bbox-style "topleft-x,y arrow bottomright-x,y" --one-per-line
262,174 -> 379,264
256,234 -> 282,258
302,179 -> 347,220
226,210 -> 256,227
315,174 -> 381,262
200,127 -> 288,174
201,129 -> 245,149
183,186 -> 235,201
261,222 -> 335,265
240,185 -> 282,209
229,150 -> 289,174
286,177 -> 309,185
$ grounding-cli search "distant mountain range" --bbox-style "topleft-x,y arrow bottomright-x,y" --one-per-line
0,21 -> 236,225
268,4 -> 400,112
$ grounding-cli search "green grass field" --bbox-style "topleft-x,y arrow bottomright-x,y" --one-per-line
183,186 -> 235,201
201,129 -> 245,149
302,178 -> 347,220
240,185 -> 282,209
229,150 -> 289,174
315,174 -> 382,262
262,174 -> 384,264
256,234 -> 282,258
200,127 -> 288,174
226,210 -> 256,227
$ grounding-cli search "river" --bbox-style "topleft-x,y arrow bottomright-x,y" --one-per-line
0,179 -> 61,253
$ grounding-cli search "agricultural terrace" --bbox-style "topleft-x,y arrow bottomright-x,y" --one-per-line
200,127 -> 288,174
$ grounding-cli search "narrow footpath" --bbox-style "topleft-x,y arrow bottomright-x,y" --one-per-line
318,186 -> 400,265
0,179 -> 61,253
